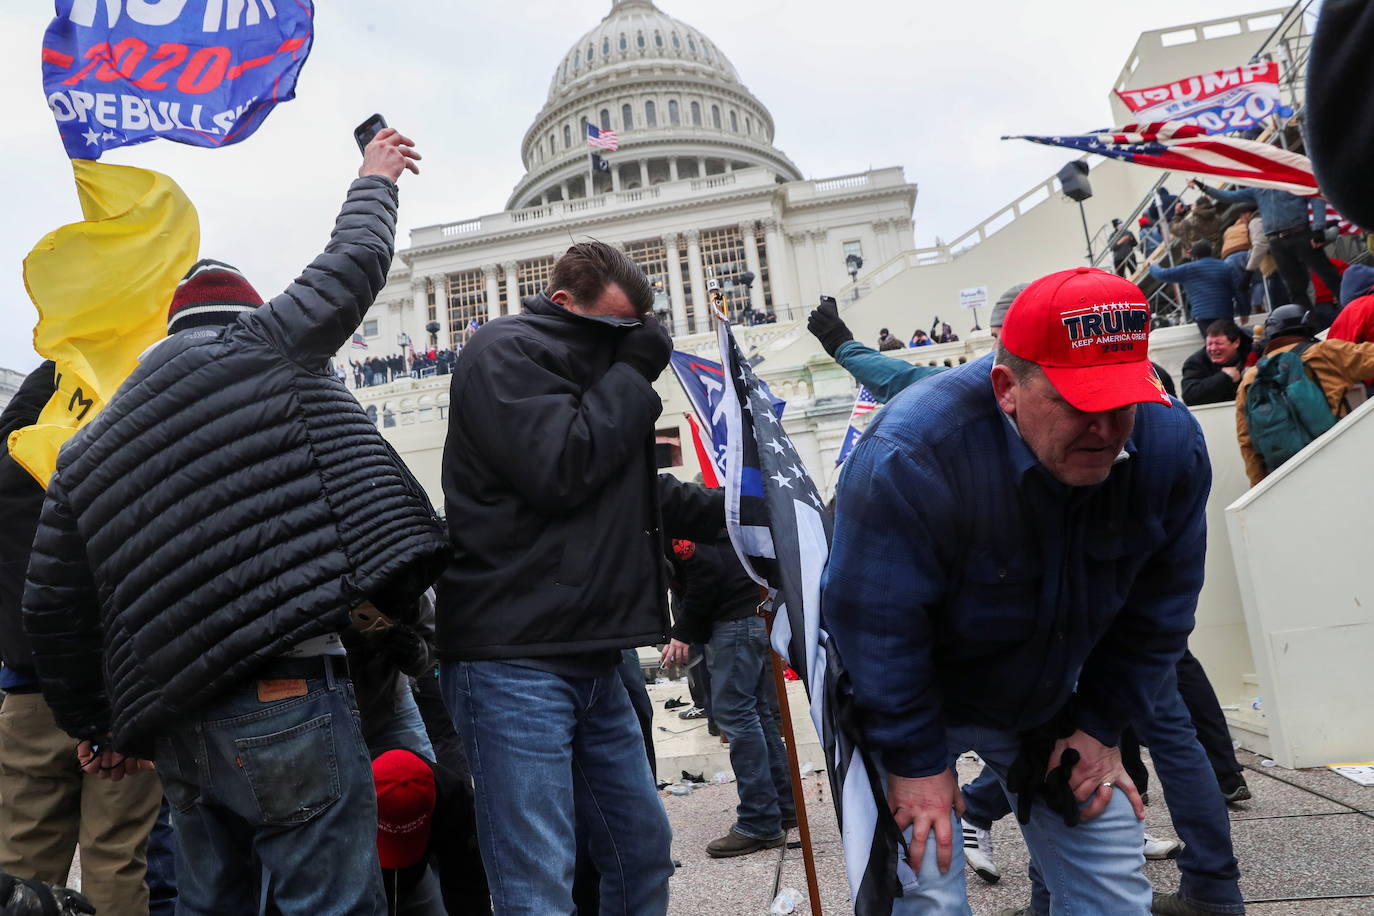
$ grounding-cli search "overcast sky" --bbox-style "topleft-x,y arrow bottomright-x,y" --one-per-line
0,0 -> 1270,373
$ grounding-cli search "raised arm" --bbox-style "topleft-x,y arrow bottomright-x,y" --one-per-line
237,129 -> 421,367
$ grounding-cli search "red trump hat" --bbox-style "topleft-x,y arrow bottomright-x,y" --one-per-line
1000,267 -> 1171,413
373,749 -> 437,869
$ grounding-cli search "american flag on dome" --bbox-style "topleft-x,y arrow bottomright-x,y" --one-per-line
586,123 -> 619,151
1005,121 -> 1319,195
716,318 -> 902,915
834,386 -> 880,467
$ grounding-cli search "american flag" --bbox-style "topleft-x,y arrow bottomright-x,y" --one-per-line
351,332 -> 368,351
1007,121 -> 1320,195
834,386 -> 880,467
716,319 -> 901,915
1312,201 -> 1365,236
586,123 -> 619,151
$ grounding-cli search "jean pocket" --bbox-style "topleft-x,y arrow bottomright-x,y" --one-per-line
235,714 -> 341,826
154,736 -> 203,814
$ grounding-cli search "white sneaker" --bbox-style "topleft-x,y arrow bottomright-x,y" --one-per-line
1143,832 -> 1182,860
962,819 -> 1001,884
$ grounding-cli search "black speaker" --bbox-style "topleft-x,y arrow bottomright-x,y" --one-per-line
1057,160 -> 1093,202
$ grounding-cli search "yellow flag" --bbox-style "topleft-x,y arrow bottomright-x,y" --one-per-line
9,160 -> 199,487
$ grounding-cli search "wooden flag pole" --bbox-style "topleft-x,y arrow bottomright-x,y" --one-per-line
759,576 -> 826,915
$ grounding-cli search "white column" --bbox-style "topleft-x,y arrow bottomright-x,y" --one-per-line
560,181 -> 570,200
761,218 -> 793,315
669,158 -> 679,182
684,229 -> 708,332
663,233 -> 688,336
431,274 -> 451,348
638,160 -> 649,188
789,231 -> 815,314
697,156 -> 706,177
482,264 -> 501,320
739,220 -> 765,316
504,261 -> 521,315
411,277 -> 428,342
873,218 -> 893,264
611,164 -> 622,193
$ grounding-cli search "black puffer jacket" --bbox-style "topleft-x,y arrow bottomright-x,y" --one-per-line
437,293 -> 722,659
0,362 -> 56,678
21,176 -> 450,752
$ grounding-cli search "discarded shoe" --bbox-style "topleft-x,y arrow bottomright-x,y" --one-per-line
681,770 -> 707,784
706,828 -> 786,858
663,696 -> 688,710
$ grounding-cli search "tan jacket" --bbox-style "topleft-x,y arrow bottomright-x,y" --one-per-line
1220,221 -> 1251,259
1236,338 -> 1374,485
1245,215 -> 1276,276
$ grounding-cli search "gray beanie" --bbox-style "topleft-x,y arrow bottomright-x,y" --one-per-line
989,282 -> 1030,329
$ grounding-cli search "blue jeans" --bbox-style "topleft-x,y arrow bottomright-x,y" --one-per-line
153,661 -> 384,916
891,724 -> 1150,915
366,685 -> 435,762
1129,670 -> 1244,914
442,660 -> 673,916
706,617 -> 796,839
145,796 -> 177,916
959,767 -> 1009,831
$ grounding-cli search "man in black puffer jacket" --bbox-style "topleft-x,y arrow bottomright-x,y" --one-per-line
21,128 -> 444,916
437,241 -> 723,915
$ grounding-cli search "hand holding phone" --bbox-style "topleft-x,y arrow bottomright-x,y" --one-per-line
354,113 -> 387,154
357,120 -> 422,183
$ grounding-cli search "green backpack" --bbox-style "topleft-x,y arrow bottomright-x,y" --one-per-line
1243,341 -> 1338,473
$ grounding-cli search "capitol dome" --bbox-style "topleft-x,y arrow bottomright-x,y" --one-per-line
507,0 -> 802,210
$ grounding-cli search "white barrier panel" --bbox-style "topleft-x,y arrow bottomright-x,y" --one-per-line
1226,396 -> 1374,768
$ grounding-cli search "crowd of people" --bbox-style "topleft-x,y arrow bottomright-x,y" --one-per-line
350,347 -> 459,388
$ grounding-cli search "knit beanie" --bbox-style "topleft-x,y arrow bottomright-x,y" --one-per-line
167,259 -> 262,333
989,282 -> 1031,330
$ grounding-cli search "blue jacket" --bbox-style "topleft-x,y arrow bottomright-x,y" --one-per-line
1149,257 -> 1247,322
822,355 -> 1209,778
834,340 -> 944,404
1194,180 -> 1323,235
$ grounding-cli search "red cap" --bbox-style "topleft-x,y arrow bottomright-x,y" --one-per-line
374,750 -> 436,869
1000,267 -> 1171,412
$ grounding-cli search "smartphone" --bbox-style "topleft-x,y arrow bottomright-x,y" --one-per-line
819,295 -> 837,310
354,113 -> 387,154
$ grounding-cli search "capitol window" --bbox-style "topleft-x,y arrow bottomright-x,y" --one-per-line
603,38 -> 610,56
730,110 -> 739,132
672,33 -> 681,50
746,116 -> 753,135
588,43 -> 594,61
690,101 -> 701,126
711,105 -> 721,129
564,124 -> 572,148
574,49 -> 580,68
637,31 -> 645,49
600,109 -> 611,130
619,33 -> 627,51
668,100 -> 680,126
655,31 -> 663,48
363,319 -> 378,338
688,36 -> 696,53
622,104 -> 634,129
645,100 -> 657,128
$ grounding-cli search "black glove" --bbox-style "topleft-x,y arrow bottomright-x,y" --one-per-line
0,873 -> 95,916
807,299 -> 853,358
1311,227 -> 1328,246
1004,705 -> 1079,826
378,622 -> 433,679
616,316 -> 673,380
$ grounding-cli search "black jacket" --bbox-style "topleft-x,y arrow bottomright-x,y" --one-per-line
667,535 -> 760,644
0,362 -> 56,678
21,176 -> 450,752
1181,335 -> 1253,406
437,293 -> 722,659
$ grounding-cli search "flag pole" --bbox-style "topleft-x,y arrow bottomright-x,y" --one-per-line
760,591 -> 827,916
711,275 -> 824,915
